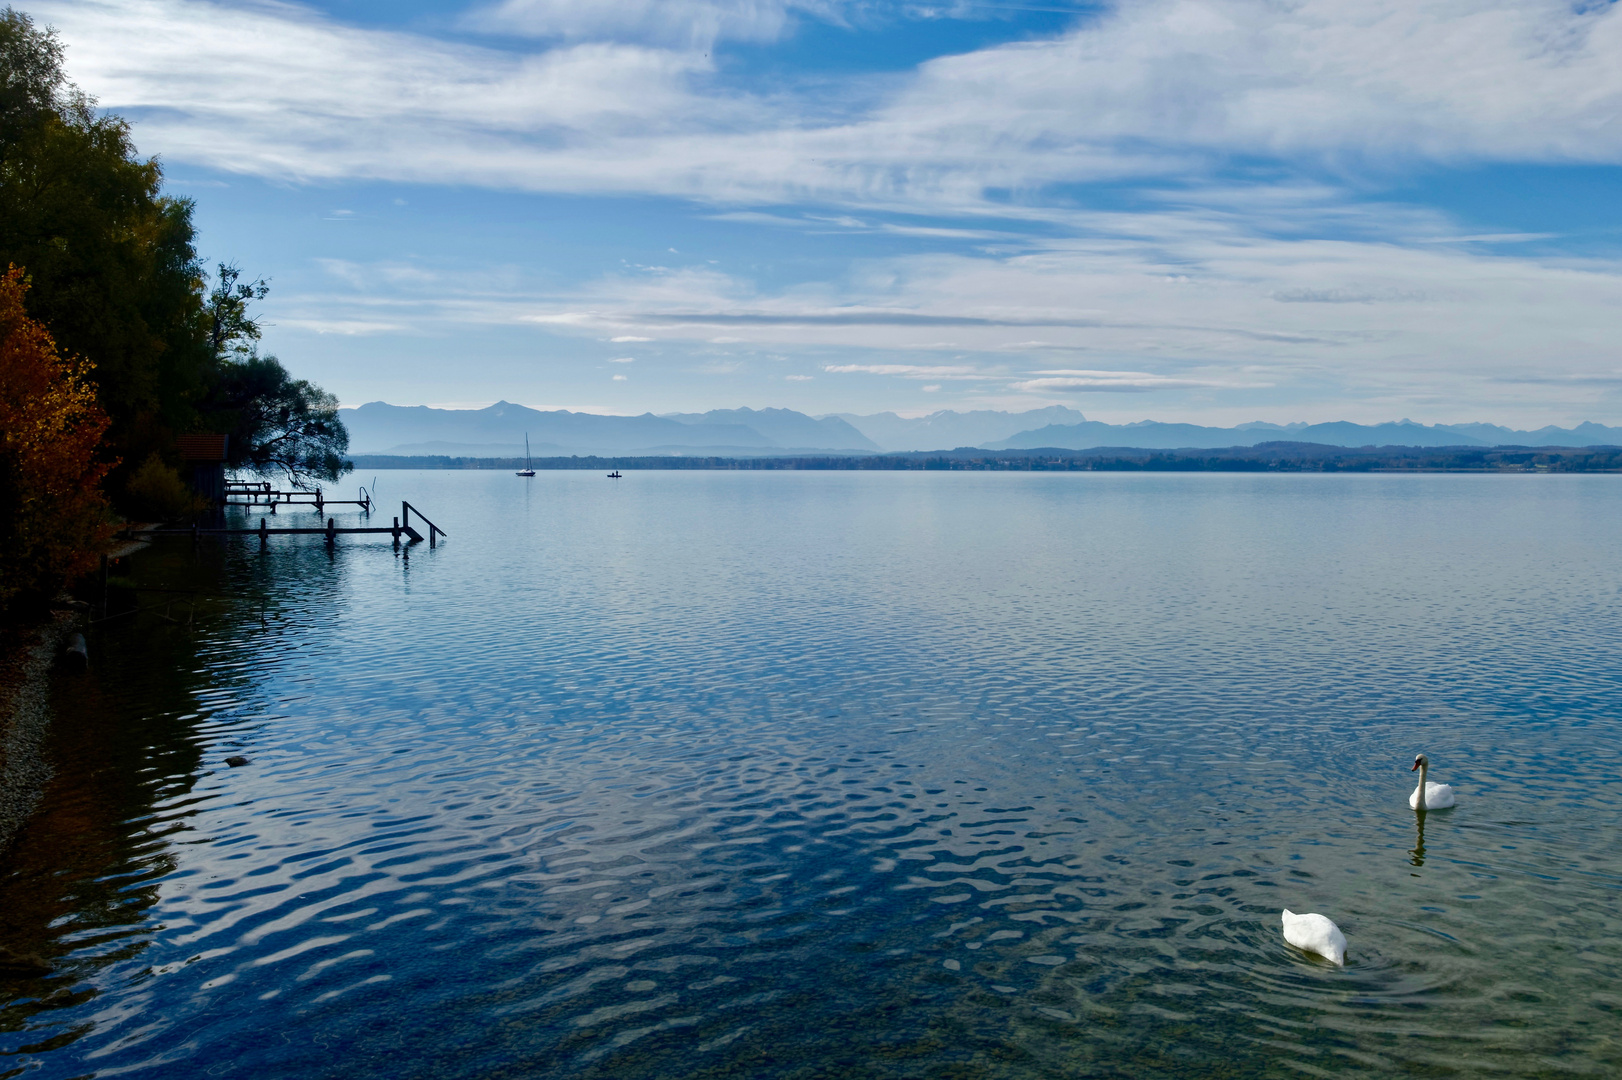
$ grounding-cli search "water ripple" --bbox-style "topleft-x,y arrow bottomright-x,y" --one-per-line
2,473 -> 1620,1078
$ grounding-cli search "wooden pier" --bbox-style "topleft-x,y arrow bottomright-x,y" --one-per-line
123,501 -> 447,549
225,481 -> 375,515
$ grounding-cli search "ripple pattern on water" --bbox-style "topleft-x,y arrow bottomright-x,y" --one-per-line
2,472 -> 1620,1078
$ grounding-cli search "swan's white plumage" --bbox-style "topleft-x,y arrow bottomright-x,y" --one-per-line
1410,780 -> 1456,809
1282,909 -> 1346,965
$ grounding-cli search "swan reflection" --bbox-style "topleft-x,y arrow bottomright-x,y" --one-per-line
1410,807 -> 1427,868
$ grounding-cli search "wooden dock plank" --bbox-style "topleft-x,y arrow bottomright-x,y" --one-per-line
128,527 -> 411,536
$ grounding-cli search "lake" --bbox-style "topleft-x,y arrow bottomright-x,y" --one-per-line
3,470 -> 1620,1078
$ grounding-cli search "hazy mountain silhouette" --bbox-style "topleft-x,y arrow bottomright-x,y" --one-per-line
342,401 -> 771,455
341,401 -> 1622,457
342,401 -> 880,456
663,407 -> 879,451
835,406 -> 1086,451
990,418 -> 1622,451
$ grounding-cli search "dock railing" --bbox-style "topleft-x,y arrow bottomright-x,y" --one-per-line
401,501 -> 447,548
121,498 -> 444,551
224,481 -> 373,515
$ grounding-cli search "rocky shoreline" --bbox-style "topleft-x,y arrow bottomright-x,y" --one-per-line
0,609 -> 81,854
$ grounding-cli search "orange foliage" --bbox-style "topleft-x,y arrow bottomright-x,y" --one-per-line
0,265 -> 114,611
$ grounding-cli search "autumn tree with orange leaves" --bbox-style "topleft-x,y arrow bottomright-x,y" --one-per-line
0,265 -> 113,612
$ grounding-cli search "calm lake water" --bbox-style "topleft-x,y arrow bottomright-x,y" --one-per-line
3,471 -> 1620,1078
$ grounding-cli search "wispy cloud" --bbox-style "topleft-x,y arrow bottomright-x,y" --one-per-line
49,0 -> 1622,422
268,204 -> 1622,417
1010,369 -> 1256,393
824,363 -> 997,379
39,0 -> 1622,206
465,0 -> 851,48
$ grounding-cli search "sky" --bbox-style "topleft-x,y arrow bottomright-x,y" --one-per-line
30,0 -> 1622,425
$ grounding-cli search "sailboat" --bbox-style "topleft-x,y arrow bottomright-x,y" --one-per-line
516,434 -> 536,477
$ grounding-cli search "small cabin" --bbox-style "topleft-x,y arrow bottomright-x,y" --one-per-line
176,434 -> 229,510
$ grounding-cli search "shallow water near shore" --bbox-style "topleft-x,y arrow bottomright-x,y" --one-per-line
2,470 -> 1620,1078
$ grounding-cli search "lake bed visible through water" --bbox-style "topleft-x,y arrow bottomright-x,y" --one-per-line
3,471 -> 1620,1078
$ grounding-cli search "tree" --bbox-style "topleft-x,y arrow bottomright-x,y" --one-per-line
0,265 -> 112,612
1,7 -> 210,495
1,7 -> 348,503
207,355 -> 350,485
207,262 -> 269,363
196,262 -> 350,485
0,1 -> 85,152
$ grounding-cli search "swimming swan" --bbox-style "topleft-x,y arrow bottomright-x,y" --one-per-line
1409,753 -> 1456,809
1282,910 -> 1346,965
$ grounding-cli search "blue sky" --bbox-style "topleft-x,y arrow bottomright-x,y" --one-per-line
34,0 -> 1622,425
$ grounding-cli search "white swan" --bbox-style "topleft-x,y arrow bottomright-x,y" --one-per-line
1282,909 -> 1346,965
1409,753 -> 1456,809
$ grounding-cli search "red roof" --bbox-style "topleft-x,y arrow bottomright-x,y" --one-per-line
176,434 -> 228,461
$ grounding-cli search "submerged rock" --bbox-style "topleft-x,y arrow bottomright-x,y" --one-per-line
60,634 -> 88,671
0,946 -> 52,978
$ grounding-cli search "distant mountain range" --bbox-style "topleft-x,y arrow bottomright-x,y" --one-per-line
832,406 -> 1088,451
341,402 -> 875,457
340,401 -> 1622,457
987,418 -> 1622,450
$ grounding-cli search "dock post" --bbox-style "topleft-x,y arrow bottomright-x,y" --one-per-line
430,524 -> 437,549
392,516 -> 401,548
259,517 -> 268,550
326,516 -> 336,548
315,489 -> 324,515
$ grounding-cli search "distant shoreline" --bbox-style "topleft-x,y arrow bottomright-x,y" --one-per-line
348,442 -> 1622,473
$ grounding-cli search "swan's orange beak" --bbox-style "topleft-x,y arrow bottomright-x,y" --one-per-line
1411,761 -> 1421,771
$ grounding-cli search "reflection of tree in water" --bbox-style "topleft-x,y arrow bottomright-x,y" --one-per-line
0,536 -> 339,1058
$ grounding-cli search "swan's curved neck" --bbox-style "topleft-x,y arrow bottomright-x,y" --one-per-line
1415,762 -> 1428,804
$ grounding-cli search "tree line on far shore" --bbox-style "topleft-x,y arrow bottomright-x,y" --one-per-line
346,443 -> 1622,472
0,6 -> 350,615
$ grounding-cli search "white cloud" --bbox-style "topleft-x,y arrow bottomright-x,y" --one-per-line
269,201 -> 1622,420
609,356 -> 636,362
825,363 -> 998,380
276,317 -> 411,335
38,0 -> 1622,204
1010,369 -> 1249,393
46,0 -> 1622,422
465,0 -> 846,48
